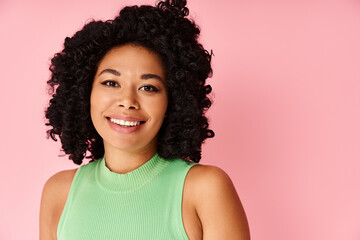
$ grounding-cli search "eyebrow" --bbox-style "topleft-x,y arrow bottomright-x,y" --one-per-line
141,74 -> 164,83
98,68 -> 120,76
98,68 -> 164,83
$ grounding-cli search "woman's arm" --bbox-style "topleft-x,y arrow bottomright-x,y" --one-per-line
187,165 -> 250,240
39,169 -> 76,240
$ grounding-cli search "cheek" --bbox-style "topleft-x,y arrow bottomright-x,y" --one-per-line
90,91 -> 98,115
142,97 -> 167,122
153,96 -> 168,119
90,89 -> 112,112
90,89 -> 108,120
89,93 -> 99,125
162,98 -> 168,115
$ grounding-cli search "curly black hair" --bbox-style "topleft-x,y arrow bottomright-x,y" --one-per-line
45,0 -> 214,164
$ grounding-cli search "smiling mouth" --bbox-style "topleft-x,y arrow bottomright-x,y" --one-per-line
107,117 -> 145,127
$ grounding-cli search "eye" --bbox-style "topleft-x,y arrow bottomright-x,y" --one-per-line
101,80 -> 119,87
139,85 -> 159,92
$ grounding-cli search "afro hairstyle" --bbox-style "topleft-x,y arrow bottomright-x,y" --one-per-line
45,0 -> 214,164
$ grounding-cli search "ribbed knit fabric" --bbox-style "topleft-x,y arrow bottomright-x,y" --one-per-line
57,153 -> 198,240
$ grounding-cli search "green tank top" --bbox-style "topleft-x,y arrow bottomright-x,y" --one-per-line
57,153 -> 198,240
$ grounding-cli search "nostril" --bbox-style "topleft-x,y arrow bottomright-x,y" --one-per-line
117,102 -> 139,109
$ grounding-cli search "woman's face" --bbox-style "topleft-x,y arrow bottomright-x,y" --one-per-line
90,44 -> 168,154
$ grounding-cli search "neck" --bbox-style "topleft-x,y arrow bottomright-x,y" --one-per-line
103,142 -> 157,174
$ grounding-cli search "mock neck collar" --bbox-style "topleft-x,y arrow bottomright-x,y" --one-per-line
95,153 -> 169,193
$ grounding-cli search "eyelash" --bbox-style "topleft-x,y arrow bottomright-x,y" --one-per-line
101,80 -> 119,87
100,81 -> 159,92
139,85 -> 159,92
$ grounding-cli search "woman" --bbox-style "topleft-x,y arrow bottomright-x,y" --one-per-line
40,0 -> 250,239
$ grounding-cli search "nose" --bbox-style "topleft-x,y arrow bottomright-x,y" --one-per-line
117,87 -> 139,110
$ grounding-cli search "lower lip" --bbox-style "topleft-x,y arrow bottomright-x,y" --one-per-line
107,118 -> 144,134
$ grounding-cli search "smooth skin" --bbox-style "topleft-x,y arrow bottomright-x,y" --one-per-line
40,44 -> 250,240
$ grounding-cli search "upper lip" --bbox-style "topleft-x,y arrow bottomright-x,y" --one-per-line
106,115 -> 146,122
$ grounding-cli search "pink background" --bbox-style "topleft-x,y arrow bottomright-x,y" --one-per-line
1,0 -> 360,239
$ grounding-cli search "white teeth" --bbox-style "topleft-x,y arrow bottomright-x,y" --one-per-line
109,118 -> 141,127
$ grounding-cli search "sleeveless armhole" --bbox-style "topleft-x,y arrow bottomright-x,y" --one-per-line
57,167 -> 81,240
177,162 -> 199,239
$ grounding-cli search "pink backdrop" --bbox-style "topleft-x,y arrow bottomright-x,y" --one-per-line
1,0 -> 359,239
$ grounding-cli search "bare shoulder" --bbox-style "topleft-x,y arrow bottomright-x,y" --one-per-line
186,164 -> 242,200
187,164 -> 234,186
186,164 -> 251,240
41,169 -> 77,207
43,169 -> 77,192
39,169 -> 77,240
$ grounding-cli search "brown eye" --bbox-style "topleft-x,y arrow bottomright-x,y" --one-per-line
101,80 -> 119,87
139,85 -> 159,92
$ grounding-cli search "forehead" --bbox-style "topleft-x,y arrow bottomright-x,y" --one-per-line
96,44 -> 165,76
